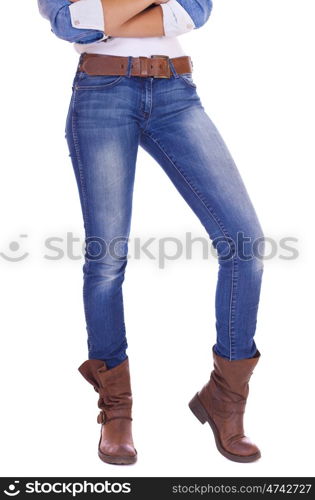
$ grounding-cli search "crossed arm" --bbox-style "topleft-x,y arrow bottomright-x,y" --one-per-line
100,0 -> 168,37
37,0 -> 213,43
97,0 -> 167,35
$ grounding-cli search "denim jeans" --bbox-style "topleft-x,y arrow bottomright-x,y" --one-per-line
65,55 -> 265,368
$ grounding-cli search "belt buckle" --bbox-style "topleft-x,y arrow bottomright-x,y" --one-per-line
150,55 -> 171,78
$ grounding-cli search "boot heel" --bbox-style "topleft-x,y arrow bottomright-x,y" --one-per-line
188,393 -> 208,425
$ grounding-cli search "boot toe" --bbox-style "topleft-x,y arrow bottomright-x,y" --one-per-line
101,443 -> 137,458
228,437 -> 260,458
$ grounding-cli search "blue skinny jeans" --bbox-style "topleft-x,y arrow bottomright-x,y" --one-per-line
65,55 -> 265,368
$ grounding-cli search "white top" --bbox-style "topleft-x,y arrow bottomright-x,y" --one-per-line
69,0 -> 195,57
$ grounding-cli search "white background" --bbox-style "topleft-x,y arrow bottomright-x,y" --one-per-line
1,0 -> 314,477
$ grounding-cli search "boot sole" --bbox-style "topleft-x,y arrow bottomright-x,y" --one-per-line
189,392 -> 261,463
98,447 -> 137,465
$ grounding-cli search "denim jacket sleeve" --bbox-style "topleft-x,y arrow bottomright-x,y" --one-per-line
37,0 -> 105,44
176,0 -> 213,29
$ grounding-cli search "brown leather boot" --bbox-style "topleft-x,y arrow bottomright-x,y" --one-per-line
189,348 -> 261,463
78,357 -> 137,465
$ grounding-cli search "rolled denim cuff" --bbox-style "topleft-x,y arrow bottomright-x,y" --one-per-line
175,0 -> 213,29
37,0 -> 106,44
161,0 -> 195,37
69,0 -> 106,32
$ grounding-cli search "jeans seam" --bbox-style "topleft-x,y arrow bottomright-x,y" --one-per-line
140,78 -> 153,132
141,131 -> 237,359
229,258 -> 238,360
70,89 -> 92,346
71,90 -> 90,235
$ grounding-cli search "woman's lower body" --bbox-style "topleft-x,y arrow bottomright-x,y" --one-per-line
65,56 -> 265,464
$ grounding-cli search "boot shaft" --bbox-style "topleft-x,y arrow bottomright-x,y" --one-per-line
78,358 -> 132,418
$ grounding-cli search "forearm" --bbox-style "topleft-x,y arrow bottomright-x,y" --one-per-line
100,0 -> 155,32
99,0 -> 213,34
113,0 -> 212,39
105,0 -> 213,37
108,5 -> 164,38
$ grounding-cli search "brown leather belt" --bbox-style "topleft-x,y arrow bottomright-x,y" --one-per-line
78,53 -> 193,78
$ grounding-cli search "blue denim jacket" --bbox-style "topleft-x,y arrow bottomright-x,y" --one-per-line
37,0 -> 213,44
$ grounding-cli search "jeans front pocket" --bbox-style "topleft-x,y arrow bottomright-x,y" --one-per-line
74,72 -> 124,90
178,72 -> 197,88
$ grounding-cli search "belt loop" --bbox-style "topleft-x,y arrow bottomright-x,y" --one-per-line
126,56 -> 133,78
77,52 -> 85,72
168,58 -> 179,79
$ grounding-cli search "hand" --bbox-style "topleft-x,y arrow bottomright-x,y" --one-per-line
153,1 -> 169,4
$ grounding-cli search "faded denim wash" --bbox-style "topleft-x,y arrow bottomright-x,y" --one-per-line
65,55 -> 265,368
